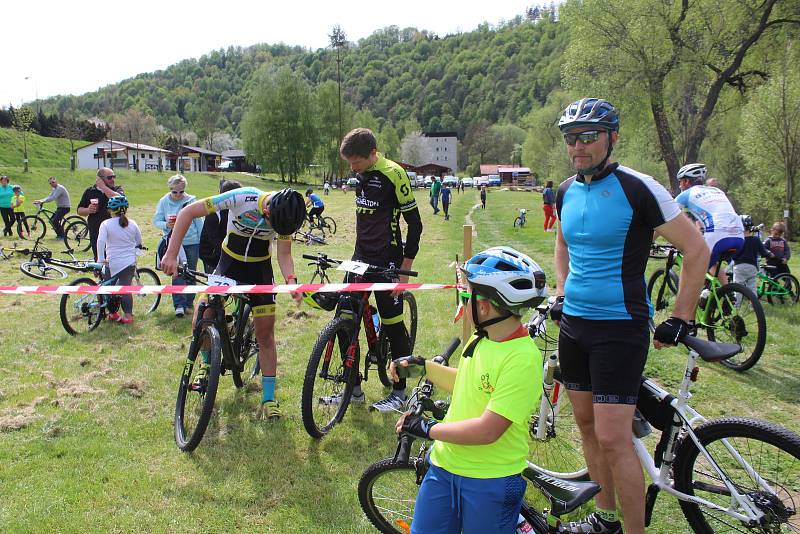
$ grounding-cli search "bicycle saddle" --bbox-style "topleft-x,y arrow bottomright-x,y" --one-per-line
523,465 -> 600,516
683,335 -> 741,362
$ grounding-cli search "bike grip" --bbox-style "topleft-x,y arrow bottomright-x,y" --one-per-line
395,269 -> 418,277
302,254 -> 320,261
439,337 -> 461,365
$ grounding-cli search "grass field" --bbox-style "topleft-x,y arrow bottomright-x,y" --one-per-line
0,173 -> 798,533
0,129 -> 83,169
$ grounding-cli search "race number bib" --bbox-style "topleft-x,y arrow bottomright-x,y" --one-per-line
207,274 -> 238,287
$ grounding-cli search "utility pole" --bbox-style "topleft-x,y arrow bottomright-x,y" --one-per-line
329,25 -> 347,182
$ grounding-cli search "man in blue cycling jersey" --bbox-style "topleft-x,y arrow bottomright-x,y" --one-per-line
305,188 -> 325,224
552,98 -> 709,534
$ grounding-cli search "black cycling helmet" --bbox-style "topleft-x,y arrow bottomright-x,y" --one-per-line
302,291 -> 339,311
558,98 -> 620,133
305,188 -> 313,195
268,188 -> 306,235
741,214 -> 754,231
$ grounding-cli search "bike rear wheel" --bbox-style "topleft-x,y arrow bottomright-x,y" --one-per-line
301,317 -> 357,438
174,324 -> 222,452
321,216 -> 337,235
647,267 -> 680,325
232,303 -> 258,388
673,417 -> 800,534
377,292 -> 419,387
19,215 -> 47,240
59,277 -> 104,335
20,260 -> 68,280
358,456 -> 423,534
133,267 -> 161,314
63,220 -> 91,253
767,273 -> 799,306
705,283 -> 766,372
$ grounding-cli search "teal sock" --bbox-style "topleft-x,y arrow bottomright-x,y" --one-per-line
200,350 -> 210,365
261,375 -> 276,403
596,508 -> 619,523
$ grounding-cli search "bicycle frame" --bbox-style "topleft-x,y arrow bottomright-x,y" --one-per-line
328,287 -> 381,381
636,347 -> 771,525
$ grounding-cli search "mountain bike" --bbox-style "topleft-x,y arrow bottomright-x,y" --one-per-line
514,208 -> 527,228
18,205 -> 85,241
17,237 -> 93,280
358,338 -> 603,534
756,263 -> 799,306
59,261 -> 161,335
173,266 -> 259,452
292,229 -> 327,246
300,253 -> 418,438
527,331 -> 800,532
648,243 -> 766,371
300,213 -> 337,238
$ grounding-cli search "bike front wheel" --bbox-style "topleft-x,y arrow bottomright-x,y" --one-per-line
358,456 -> 423,534
20,260 -> 68,280
767,273 -> 799,306
705,283 -> 766,372
19,215 -> 47,240
59,277 -> 104,335
63,220 -> 91,253
646,267 -> 680,325
301,317 -> 357,438
673,417 -> 800,533
174,324 -> 222,452
133,267 -> 161,314
514,216 -> 524,228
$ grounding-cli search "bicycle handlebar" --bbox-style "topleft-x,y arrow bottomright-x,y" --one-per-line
301,253 -> 418,278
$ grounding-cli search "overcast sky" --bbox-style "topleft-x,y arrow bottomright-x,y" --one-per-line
0,0 -> 534,109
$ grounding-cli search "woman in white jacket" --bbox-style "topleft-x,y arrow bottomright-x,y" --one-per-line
97,195 -> 141,325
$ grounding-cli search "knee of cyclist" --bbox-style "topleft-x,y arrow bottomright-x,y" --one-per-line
594,426 -> 633,453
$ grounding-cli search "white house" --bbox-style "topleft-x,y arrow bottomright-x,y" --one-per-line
419,132 -> 458,173
75,140 -> 170,171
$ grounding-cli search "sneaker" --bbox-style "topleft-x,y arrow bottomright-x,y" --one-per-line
559,512 -> 622,533
190,363 -> 209,391
107,312 -> 121,322
175,307 -> 185,318
319,390 -> 365,406
369,391 -> 407,413
258,400 -> 282,420
119,316 -> 134,325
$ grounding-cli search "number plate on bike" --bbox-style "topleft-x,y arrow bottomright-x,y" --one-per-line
337,260 -> 369,275
207,274 -> 237,287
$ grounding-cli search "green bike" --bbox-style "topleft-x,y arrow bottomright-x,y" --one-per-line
757,263 -> 799,306
648,244 -> 766,372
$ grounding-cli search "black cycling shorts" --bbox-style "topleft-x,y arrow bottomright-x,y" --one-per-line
558,314 -> 649,405
215,252 -> 275,317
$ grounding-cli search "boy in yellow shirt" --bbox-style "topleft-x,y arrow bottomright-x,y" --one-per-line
11,186 -> 29,238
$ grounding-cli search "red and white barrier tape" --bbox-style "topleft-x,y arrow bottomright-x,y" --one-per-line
0,282 -> 457,296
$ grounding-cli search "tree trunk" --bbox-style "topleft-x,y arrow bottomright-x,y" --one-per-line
648,79 -> 680,192
786,169 -> 795,239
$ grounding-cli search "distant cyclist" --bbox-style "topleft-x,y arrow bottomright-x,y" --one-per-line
675,163 -> 744,286
160,187 -> 306,421
305,188 -> 325,224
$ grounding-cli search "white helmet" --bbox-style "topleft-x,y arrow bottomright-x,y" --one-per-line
461,246 -> 547,315
677,163 -> 707,184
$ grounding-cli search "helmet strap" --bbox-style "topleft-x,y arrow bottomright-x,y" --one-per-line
577,130 -> 615,178
463,297 -> 513,358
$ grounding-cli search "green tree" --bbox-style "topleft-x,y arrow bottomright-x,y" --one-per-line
242,66 -> 318,182
562,0 -> 800,192
738,44 -> 800,238
12,106 -> 35,172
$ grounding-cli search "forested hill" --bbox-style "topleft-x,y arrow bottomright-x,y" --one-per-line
40,17 -> 566,137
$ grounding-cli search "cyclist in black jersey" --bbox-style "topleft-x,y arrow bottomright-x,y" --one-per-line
324,127 -> 423,413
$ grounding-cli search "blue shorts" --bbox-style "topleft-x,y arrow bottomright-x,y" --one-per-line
411,463 -> 526,534
708,236 -> 744,270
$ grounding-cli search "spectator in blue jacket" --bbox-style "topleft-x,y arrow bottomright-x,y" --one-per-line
153,174 -> 203,317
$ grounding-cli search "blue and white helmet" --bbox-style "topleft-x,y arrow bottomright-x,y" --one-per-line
558,98 -> 620,132
461,246 -> 547,315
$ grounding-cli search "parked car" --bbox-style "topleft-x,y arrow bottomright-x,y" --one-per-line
475,176 -> 489,187
346,177 -> 359,187
442,175 -> 458,187
406,171 -> 419,188
487,174 -> 502,187
461,177 -> 474,188
217,160 -> 234,171
423,176 -> 434,188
